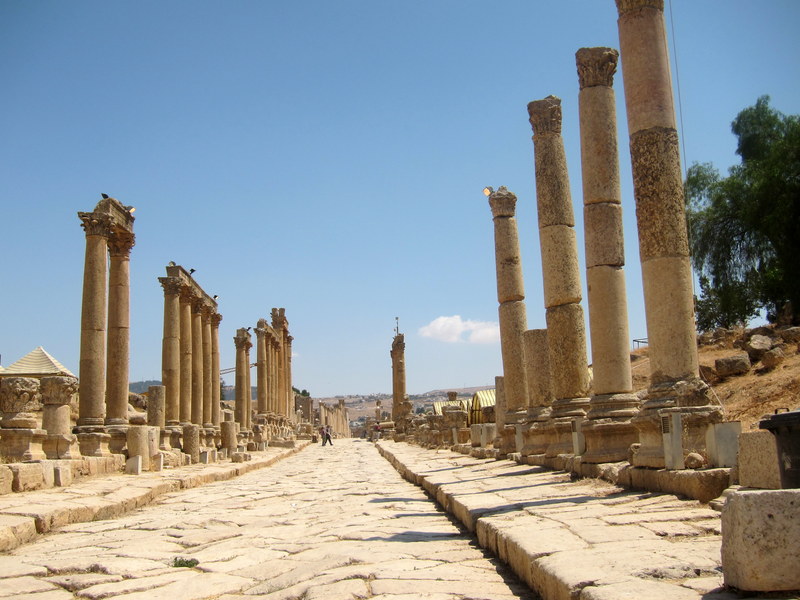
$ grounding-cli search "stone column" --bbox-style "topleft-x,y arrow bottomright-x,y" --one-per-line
390,333 -> 406,426
159,276 -> 181,428
528,96 -> 591,458
191,297 -> 204,426
41,375 -> 80,459
234,328 -> 252,433
0,377 -> 47,461
520,329 -> 554,457
286,335 -> 294,422
244,335 -> 253,434
147,384 -> 169,450
105,229 -> 135,453
492,375 -> 507,457
211,312 -> 222,430
615,0 -> 721,467
577,46 -> 641,463
486,186 -> 529,424
255,320 -> 268,417
76,210 -> 111,433
202,306 -> 213,429
178,286 -> 194,425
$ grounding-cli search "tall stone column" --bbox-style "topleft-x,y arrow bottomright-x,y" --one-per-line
576,46 -> 640,463
255,320 -> 268,416
528,96 -> 591,458
76,211 -> 112,432
211,312 -> 222,429
286,335 -> 294,421
616,0 -> 721,467
105,230 -> 135,454
179,286 -> 194,425
234,328 -> 252,434
159,276 -> 181,428
244,333 -> 253,434
202,306 -> 214,432
191,298 -> 204,426
486,186 -> 529,424
390,333 -> 406,423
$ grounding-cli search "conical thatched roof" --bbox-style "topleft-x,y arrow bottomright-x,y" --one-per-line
0,347 -> 75,378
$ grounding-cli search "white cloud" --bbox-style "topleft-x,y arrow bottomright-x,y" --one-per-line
418,315 -> 500,344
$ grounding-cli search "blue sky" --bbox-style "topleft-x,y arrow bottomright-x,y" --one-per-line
1,1 -> 798,397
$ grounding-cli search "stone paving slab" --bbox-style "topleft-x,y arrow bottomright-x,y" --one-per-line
377,441 -> 743,600
0,442 -> 310,552
1,439 -> 534,599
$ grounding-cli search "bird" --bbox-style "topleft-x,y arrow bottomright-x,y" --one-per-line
213,295 -> 219,300
168,261 -> 176,267
189,268 -> 196,274
245,326 -> 252,332
101,193 -> 109,199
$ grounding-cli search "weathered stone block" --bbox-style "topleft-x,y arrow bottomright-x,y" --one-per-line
745,334 -> 774,362
722,489 -> 800,591
8,463 -> 45,492
738,430 -> 781,489
715,353 -> 750,378
0,465 -> 13,495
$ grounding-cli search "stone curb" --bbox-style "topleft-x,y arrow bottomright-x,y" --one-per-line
0,441 -> 310,553
377,441 -> 734,600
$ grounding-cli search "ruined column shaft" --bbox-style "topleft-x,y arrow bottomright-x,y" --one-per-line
256,326 -> 268,415
528,97 -> 590,411
488,188 -> 529,416
191,302 -> 204,425
211,314 -> 222,428
179,289 -> 193,424
202,310 -> 213,427
233,329 -> 252,428
286,336 -> 294,420
105,233 -> 134,426
77,217 -> 110,428
244,343 -> 252,430
616,0 -> 698,384
160,278 -> 181,426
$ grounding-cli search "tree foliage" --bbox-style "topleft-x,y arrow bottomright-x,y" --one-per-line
686,96 -> 800,329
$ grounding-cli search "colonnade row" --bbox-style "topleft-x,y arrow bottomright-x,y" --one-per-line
318,399 -> 349,438
398,0 -> 722,469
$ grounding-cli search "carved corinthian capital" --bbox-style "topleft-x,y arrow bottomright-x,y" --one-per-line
40,376 -> 79,406
616,0 -> 663,16
234,328 -> 253,352
107,230 -> 136,258
488,186 -> 518,218
527,96 -> 562,136
159,276 -> 182,296
576,47 -> 619,90
0,377 -> 41,428
78,212 -> 113,237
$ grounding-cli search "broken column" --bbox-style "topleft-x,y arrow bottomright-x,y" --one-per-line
41,375 -> 80,459
527,96 -> 591,458
576,46 -> 640,463
486,186 -> 529,429
147,384 -> 169,450
520,329 -> 554,456
615,0 -> 721,467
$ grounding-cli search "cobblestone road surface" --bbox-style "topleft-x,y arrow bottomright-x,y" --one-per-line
1,439 -> 536,600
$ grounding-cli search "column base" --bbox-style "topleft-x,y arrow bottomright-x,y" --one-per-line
581,419 -> 639,464
544,418 -> 575,458
43,433 -> 81,459
520,421 -> 552,456
76,431 -> 112,457
0,428 -> 47,461
107,425 -> 129,455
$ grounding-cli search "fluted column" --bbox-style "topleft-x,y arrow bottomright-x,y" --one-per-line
616,0 -> 721,467
486,187 -> 529,422
202,306 -> 213,429
191,297 -> 204,426
211,312 -> 222,429
179,286 -> 194,425
528,96 -> 591,458
76,211 -> 112,431
255,320 -> 268,416
577,46 -> 640,463
159,277 -> 181,427
105,230 -> 135,428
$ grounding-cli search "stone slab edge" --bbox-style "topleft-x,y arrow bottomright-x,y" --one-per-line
0,440 -> 310,553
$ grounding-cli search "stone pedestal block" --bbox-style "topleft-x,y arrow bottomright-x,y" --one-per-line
42,434 -> 80,460
738,430 -> 782,489
722,489 -> 800,591
77,431 -> 112,457
580,418 -> 639,464
0,428 -> 47,461
520,422 -> 551,456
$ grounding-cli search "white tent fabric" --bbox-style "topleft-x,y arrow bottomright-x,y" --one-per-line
0,347 -> 75,378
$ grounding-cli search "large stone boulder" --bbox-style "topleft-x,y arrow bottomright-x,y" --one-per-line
715,353 -> 751,378
761,347 -> 785,371
745,334 -> 774,362
778,326 -> 800,344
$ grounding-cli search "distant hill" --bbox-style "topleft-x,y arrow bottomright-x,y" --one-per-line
129,380 -> 161,394
421,385 -> 494,397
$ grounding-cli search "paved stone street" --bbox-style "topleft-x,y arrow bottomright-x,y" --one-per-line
0,439 -> 535,600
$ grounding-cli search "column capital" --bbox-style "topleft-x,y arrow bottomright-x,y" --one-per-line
527,95 -> 562,136
159,276 -> 182,296
191,296 -> 205,314
40,375 -> 79,406
107,230 -> 136,258
616,0 -> 663,16
179,285 -> 196,304
78,212 -> 113,237
211,312 -> 223,328
576,47 -> 619,90
234,328 -> 252,351
488,186 -> 518,218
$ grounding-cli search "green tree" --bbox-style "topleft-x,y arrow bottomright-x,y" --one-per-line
686,96 -> 800,328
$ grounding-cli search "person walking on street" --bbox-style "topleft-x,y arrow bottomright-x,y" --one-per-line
325,425 -> 333,446
320,426 -> 328,446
